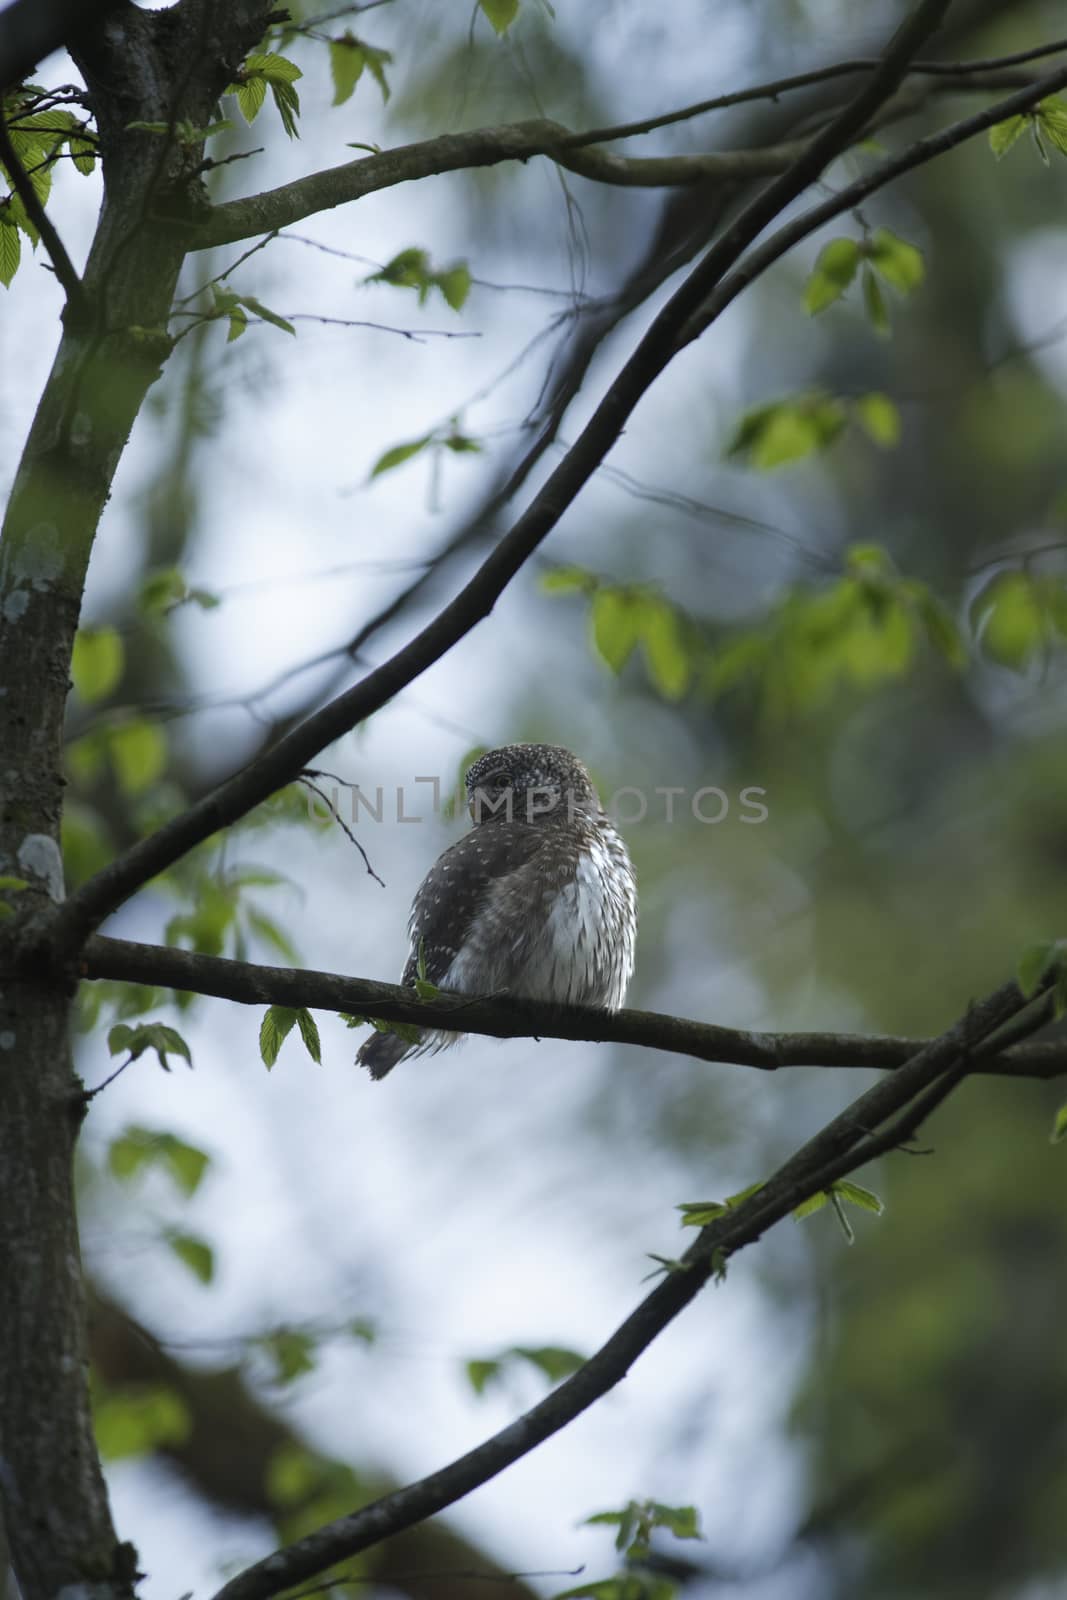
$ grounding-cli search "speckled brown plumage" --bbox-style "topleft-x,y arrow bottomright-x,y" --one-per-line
358,744 -> 637,1079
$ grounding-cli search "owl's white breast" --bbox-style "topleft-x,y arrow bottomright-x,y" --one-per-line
443,826 -> 636,1009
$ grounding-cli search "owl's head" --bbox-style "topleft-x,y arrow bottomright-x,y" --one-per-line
465,744 -> 600,826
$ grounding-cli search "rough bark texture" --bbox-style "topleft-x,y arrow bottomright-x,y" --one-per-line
0,5 -> 271,1595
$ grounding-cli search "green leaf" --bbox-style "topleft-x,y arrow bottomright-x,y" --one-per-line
854,391 -> 900,448
480,0 -> 520,34
239,58 -> 302,139
513,1345 -> 585,1383
442,429 -> 482,454
260,1004 -> 298,1068
465,1358 -> 502,1395
793,1189 -> 830,1221
107,1021 -> 192,1072
329,34 -> 365,105
295,1007 -> 321,1064
1037,97 -> 1067,158
360,41 -> 393,102
71,626 -> 125,704
0,875 -> 29,892
640,597 -> 690,700
803,236 -> 860,314
591,588 -> 643,674
729,395 -> 846,470
832,1179 -> 884,1215
166,1230 -> 214,1284
70,136 -> 96,175
1017,939 -> 1060,997
677,1200 -> 727,1227
367,247 -> 432,292
231,75 -> 268,123
226,305 -> 248,341
989,113 -> 1028,159
911,588 -> 966,668
867,227 -> 924,294
435,263 -> 471,310
108,720 -> 166,794
257,1328 -> 317,1384
245,51 -> 302,85
369,435 -> 432,479
140,566 -> 188,615
108,1126 -> 210,1195
0,221 -> 21,288
1051,1102 -> 1067,1145
972,570 -> 1044,671
652,1502 -> 702,1541
239,293 -> 295,335
93,1384 -> 190,1461
862,265 -> 889,335
466,1345 -> 585,1396
540,565 -> 596,595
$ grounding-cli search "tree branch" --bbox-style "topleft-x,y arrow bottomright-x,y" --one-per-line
188,120 -> 808,250
208,972 -> 1046,1600
678,54 -> 1067,351
0,103 -> 91,327
51,0 -> 957,953
0,0 -> 127,91
77,935 -> 1066,1080
557,38 -> 1067,149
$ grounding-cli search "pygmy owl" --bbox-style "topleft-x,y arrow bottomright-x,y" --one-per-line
357,743 -> 638,1079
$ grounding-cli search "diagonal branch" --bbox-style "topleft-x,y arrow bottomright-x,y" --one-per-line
208,973 -> 1046,1600
51,0 -> 961,954
0,104 -> 90,326
678,54 -> 1067,350
78,936 -> 1066,1081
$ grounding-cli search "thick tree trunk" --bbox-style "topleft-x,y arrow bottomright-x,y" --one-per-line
0,4 -> 271,1594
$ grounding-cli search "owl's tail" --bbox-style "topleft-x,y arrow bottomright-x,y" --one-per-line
357,1026 -> 419,1080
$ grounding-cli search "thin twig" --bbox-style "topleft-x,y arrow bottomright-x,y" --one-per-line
297,775 -> 385,887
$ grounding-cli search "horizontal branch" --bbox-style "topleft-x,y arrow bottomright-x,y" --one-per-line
210,969 -> 1046,1600
79,936 -> 1066,1080
189,120 -> 813,250
565,39 -> 1067,147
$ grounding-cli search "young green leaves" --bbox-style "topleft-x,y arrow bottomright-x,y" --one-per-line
226,53 -> 303,138
364,247 -> 472,311
108,1021 -> 192,1072
728,389 -> 902,469
541,568 -> 693,702
329,33 -> 393,105
803,227 -> 924,335
970,570 -> 1067,672
465,1344 -> 586,1397
989,95 -> 1067,165
0,97 -> 97,287
259,1005 -> 321,1068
